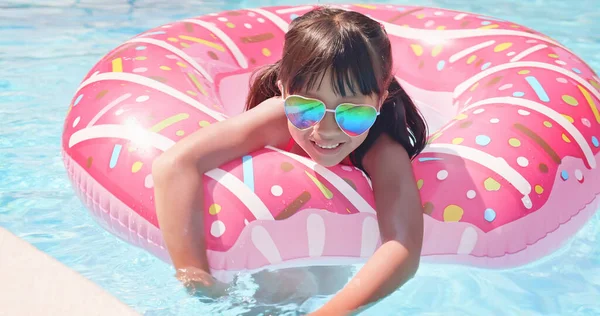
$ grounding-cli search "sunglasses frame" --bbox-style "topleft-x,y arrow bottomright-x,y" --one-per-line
283,94 -> 381,137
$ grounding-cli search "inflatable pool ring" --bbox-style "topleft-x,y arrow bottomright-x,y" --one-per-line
61,4 -> 600,282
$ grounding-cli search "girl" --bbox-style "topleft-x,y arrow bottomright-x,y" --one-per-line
152,6 -> 428,315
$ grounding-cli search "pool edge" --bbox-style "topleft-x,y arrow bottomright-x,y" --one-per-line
0,227 -> 139,316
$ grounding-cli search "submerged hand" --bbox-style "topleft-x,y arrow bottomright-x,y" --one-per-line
176,267 -> 230,299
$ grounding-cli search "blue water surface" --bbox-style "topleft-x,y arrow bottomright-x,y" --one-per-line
1,0 -> 600,315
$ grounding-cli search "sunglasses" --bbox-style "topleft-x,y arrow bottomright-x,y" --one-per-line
283,95 -> 380,137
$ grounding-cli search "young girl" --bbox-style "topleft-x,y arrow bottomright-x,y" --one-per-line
152,6 -> 428,315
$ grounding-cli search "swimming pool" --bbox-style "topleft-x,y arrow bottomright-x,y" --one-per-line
1,0 -> 600,315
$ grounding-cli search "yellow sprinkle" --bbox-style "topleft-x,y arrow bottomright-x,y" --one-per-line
428,132 -> 442,143
562,134 -> 571,143
548,53 -> 559,58
176,62 -> 187,68
131,161 -> 143,173
469,82 -> 479,91
198,120 -> 210,127
179,35 -> 224,51
176,130 -> 185,136
452,137 -> 464,145
417,179 -> 424,190
354,4 -> 377,9
443,205 -> 464,222
150,113 -> 190,132
510,24 -> 520,28
111,58 -> 123,72
186,90 -> 197,96
416,13 -> 425,19
543,121 -> 552,127
346,208 -> 352,213
187,73 -> 208,96
225,22 -> 235,28
578,84 -> 600,123
562,114 -> 574,123
590,79 -> 600,91
410,44 -> 423,56
467,55 -> 477,64
494,42 -> 513,52
508,138 -> 521,147
431,45 -> 443,57
436,26 -> 446,30
518,70 -> 530,75
262,48 -> 271,56
209,203 -> 221,215
159,66 -> 171,71
402,24 -> 410,28
167,37 -> 178,42
305,171 -> 333,199
135,56 -> 147,60
484,177 -> 501,191
562,95 -> 578,106
455,113 -> 468,120
480,24 -> 499,29
535,185 -> 544,194
180,42 -> 191,48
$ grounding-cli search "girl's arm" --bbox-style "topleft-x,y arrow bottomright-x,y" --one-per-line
312,133 -> 424,315
151,97 -> 289,284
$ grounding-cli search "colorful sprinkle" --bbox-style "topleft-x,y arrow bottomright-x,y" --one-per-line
72,116 -> 80,128
443,205 -> 464,222
525,76 -> 550,102
557,77 -> 568,83
244,23 -> 252,28
475,135 -> 491,146
490,118 -> 500,123
187,73 -> 207,96
518,70 -> 530,75
518,109 -> 530,116
417,179 -> 424,189
437,170 -> 448,180
499,83 -> 513,90
261,48 -> 271,56
575,169 -> 584,182
562,134 -> 571,143
133,67 -> 147,73
483,177 -> 501,191
136,95 -> 150,102
198,120 -> 210,127
562,95 -> 578,105
179,35 -> 224,51
578,85 -> 600,123
86,157 -> 93,168
582,118 -> 591,127
211,220 -> 226,238
109,144 -> 122,169
548,53 -> 559,58
209,203 -> 221,215
508,138 -> 521,147
562,114 -> 574,123
560,170 -> 569,180
592,136 -> 599,147
280,161 -> 294,172
534,184 -> 544,194
150,113 -> 190,132
539,163 -> 548,173
290,13 -> 299,19
494,42 -> 512,52
305,171 -> 333,199
271,185 -> 283,196
410,44 -> 423,56
543,121 -> 552,127
572,67 -> 582,74
481,62 -> 492,70
437,60 -> 445,71
159,66 -> 171,71
467,55 -> 477,64
132,161 -> 143,173
111,58 -> 123,72
452,137 -> 464,144
74,94 -> 84,106
517,156 -> 529,167
144,174 -> 153,188
242,155 -> 255,192
225,22 -> 235,28
135,46 -> 147,50
555,60 -> 567,65
473,109 -> 485,114
466,190 -> 476,199
484,208 -> 496,222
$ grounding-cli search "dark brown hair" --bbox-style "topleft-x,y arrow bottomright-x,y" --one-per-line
245,6 -> 428,174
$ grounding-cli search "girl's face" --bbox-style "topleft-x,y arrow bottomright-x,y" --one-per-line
280,74 -> 387,167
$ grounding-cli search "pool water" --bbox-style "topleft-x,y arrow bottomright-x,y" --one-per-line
1,0 -> 600,315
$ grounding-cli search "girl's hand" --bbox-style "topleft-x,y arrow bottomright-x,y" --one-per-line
176,267 -> 230,299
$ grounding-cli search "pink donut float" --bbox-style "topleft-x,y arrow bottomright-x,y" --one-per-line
62,4 -> 600,282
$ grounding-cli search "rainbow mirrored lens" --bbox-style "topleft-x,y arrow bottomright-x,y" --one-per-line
284,96 -> 326,129
284,96 -> 379,136
335,103 -> 378,137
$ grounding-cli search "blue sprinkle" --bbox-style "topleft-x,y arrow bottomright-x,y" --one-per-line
475,135 -> 491,146
397,7 -> 406,11
561,170 -> 569,180
481,62 -> 492,70
74,94 -> 84,106
525,76 -> 550,102
135,46 -> 147,51
109,144 -> 122,169
418,157 -> 443,162
290,13 -> 299,20
592,136 -> 599,147
437,60 -> 446,71
513,91 -> 525,97
484,208 -> 496,222
481,21 -> 492,25
242,155 -> 255,192
572,67 -> 582,74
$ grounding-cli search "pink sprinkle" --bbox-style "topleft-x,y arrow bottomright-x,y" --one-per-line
425,20 -> 435,27
556,77 -> 568,83
498,83 -> 513,90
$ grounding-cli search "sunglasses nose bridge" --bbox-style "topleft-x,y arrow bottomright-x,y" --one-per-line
314,110 -> 342,136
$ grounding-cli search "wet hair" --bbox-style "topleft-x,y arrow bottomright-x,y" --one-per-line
245,6 -> 428,174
